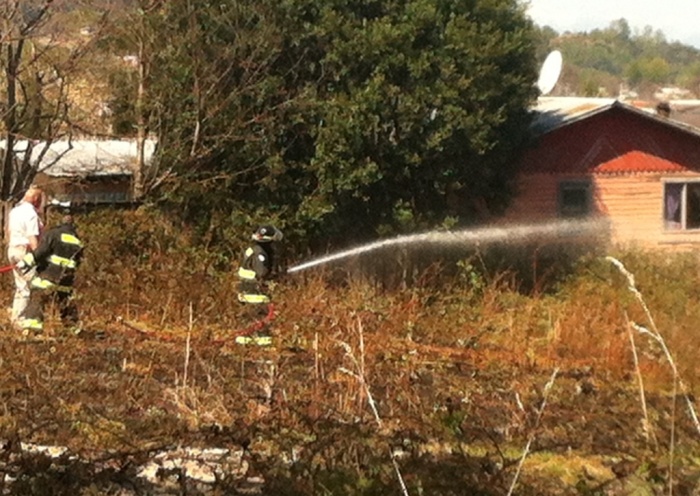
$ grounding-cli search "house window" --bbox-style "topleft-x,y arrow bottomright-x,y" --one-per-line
664,181 -> 700,230
558,180 -> 591,218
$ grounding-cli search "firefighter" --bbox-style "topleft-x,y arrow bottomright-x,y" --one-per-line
15,213 -> 84,337
235,225 -> 283,346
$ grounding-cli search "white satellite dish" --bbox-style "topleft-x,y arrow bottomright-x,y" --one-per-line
537,50 -> 563,96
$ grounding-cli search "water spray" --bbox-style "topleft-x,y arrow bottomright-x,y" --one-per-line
287,218 -> 606,274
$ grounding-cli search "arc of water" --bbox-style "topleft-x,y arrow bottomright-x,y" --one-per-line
287,219 -> 604,274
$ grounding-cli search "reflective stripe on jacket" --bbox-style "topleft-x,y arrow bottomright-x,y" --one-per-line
238,293 -> 270,304
19,316 -> 43,331
31,222 -> 83,287
237,243 -> 275,304
31,277 -> 73,293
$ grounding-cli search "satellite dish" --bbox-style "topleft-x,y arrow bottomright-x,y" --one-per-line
537,50 -> 563,96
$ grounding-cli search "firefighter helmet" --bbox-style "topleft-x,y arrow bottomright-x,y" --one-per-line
252,225 -> 283,243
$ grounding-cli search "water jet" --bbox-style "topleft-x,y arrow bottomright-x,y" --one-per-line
287,218 -> 607,274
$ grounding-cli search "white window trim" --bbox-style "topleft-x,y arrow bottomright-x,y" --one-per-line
662,179 -> 700,232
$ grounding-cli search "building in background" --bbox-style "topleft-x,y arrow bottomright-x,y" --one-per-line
1,139 -> 156,205
503,97 -> 700,249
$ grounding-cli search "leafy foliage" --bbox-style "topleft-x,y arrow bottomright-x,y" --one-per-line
128,0 -> 539,251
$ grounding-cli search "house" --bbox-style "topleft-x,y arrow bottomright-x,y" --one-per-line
502,97 -> 700,249
1,139 -> 156,205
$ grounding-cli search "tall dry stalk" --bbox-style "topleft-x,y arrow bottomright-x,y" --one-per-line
182,302 -> 193,389
337,318 -> 410,496
506,368 -> 559,496
625,312 -> 657,449
608,257 -> 700,496
608,257 -> 700,435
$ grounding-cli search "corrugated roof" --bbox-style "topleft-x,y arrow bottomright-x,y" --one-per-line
521,99 -> 700,175
0,139 -> 156,177
594,150 -> 687,173
532,97 -> 616,133
532,97 -> 700,138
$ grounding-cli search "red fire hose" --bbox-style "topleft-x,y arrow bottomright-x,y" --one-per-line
0,264 -> 15,274
233,303 -> 276,339
118,303 -> 276,346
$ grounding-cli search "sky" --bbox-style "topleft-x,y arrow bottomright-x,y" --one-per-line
525,0 -> 700,49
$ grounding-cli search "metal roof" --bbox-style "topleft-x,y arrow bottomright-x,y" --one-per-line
532,97 -> 700,138
0,139 -> 156,177
532,97 -> 616,133
521,97 -> 700,175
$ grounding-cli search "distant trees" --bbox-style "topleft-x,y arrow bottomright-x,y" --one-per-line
118,0 -> 539,248
625,57 -> 670,87
677,61 -> 700,95
537,18 -> 700,98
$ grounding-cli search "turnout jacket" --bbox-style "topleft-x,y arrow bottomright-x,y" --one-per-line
30,222 -> 84,288
237,243 -> 275,303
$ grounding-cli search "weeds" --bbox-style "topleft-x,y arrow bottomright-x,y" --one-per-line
0,210 -> 699,493
608,256 -> 700,496
338,317 -> 410,496
506,368 -> 559,496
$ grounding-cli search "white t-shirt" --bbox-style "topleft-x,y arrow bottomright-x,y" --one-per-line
7,201 -> 43,248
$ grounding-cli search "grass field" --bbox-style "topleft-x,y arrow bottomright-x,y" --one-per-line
0,208 -> 698,495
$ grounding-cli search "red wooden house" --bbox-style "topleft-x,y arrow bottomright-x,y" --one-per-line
502,97 -> 700,249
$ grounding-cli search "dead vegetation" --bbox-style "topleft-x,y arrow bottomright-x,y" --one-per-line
0,207 -> 699,495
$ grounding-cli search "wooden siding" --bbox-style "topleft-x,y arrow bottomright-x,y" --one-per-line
520,107 -> 700,175
600,173 -> 700,248
503,173 -> 700,248
503,174 -> 562,221
34,173 -> 132,204
504,105 -> 700,249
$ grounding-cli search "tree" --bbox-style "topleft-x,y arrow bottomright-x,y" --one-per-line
142,0 -> 539,248
99,0 -> 164,199
297,0 -> 538,242
677,61 -> 700,95
0,0 -> 107,200
625,57 -> 670,86
128,0 -> 314,239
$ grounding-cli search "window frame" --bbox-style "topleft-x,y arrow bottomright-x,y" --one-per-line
557,179 -> 592,218
662,179 -> 700,232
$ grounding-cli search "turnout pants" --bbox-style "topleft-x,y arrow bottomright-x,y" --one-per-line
236,284 -> 273,345
19,285 -> 79,334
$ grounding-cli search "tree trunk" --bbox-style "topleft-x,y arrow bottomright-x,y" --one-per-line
134,36 -> 146,200
1,42 -> 20,200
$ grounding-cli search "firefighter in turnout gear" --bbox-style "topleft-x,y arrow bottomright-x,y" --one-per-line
235,225 -> 283,346
16,214 -> 84,337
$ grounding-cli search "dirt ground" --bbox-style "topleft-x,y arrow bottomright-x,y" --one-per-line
0,304 -> 698,496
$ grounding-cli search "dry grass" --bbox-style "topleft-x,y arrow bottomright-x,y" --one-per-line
0,208 -> 699,494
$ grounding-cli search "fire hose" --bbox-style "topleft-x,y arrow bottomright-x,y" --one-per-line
118,303 -> 276,346
0,264 -> 16,274
3,260 -> 277,346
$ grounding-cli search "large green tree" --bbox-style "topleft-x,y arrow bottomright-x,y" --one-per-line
142,0 -> 538,248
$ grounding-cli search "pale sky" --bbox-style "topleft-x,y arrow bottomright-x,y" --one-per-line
525,0 -> 700,49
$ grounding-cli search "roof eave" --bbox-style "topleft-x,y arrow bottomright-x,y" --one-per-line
532,99 -> 700,139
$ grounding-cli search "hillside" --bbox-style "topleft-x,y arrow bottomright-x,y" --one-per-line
536,19 -> 700,100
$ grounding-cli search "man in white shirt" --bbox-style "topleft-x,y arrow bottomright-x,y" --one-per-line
6,186 -> 44,324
